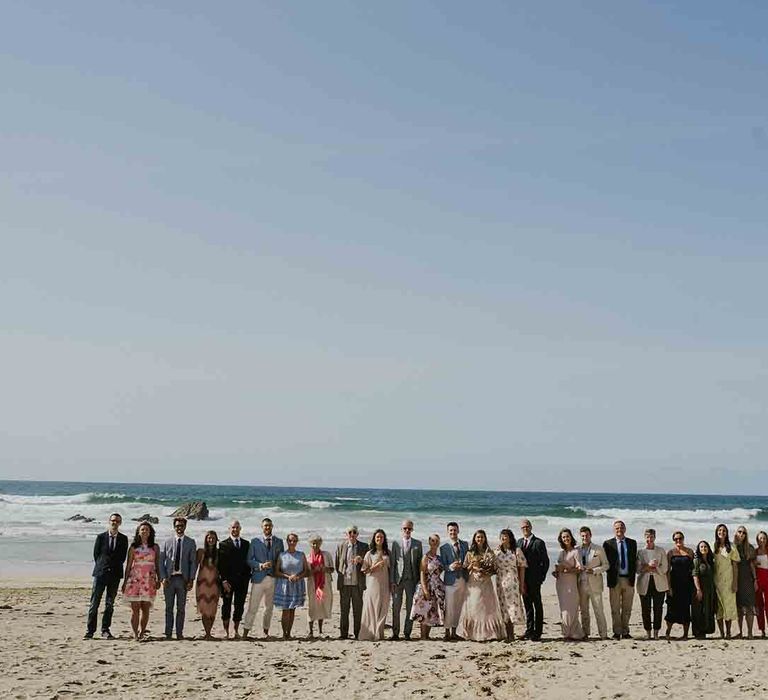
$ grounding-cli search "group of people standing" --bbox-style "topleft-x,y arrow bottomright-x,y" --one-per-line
85,513 -> 768,643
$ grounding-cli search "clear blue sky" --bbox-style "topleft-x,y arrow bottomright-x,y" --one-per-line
1,2 -> 766,492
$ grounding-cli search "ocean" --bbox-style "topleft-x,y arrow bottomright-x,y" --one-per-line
1,480 -> 767,579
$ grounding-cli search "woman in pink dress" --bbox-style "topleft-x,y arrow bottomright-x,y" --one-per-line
122,521 -> 161,641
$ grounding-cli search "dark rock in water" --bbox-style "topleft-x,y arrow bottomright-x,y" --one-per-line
132,513 -> 160,524
67,514 -> 95,523
169,501 -> 209,520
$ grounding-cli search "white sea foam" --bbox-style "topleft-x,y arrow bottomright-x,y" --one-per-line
295,500 -> 339,509
585,507 -> 761,522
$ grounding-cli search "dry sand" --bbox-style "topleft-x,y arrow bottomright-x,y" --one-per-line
1,579 -> 766,699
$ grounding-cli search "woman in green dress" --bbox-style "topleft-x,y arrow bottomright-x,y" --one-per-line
691,540 -> 716,638
713,523 -> 740,639
733,526 -> 757,639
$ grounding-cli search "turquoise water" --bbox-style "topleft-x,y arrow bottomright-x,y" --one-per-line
1,480 -> 767,578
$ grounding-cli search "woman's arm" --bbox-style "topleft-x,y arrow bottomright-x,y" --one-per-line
731,559 -> 739,593
420,556 -> 429,592
121,548 -> 134,591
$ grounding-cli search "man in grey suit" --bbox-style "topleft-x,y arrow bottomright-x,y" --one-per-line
159,517 -> 197,640
390,519 -> 422,640
334,524 -> 368,640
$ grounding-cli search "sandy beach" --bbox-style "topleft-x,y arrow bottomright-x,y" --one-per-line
2,579 -> 766,700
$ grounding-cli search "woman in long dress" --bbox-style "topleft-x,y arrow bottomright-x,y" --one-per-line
494,528 -> 526,641
195,530 -> 222,640
410,533 -> 445,639
122,521 -> 161,641
553,528 -> 584,641
664,530 -> 694,640
359,529 -> 391,641
273,533 -> 309,639
691,540 -> 716,639
306,534 -> 335,638
458,530 -> 505,641
713,523 -> 740,639
734,526 -> 757,639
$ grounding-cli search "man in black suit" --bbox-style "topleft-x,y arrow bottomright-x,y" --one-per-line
218,519 -> 251,639
85,513 -> 129,639
602,519 -> 637,639
518,518 -> 549,641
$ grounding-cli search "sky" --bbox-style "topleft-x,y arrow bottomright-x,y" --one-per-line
1,1 -> 766,493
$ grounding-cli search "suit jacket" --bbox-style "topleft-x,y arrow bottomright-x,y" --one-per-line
517,534 -> 549,587
577,543 -> 609,594
334,539 -> 369,591
158,535 -> 198,582
247,535 -> 284,584
635,546 -> 670,596
439,539 -> 469,586
92,531 -> 129,579
390,538 -> 423,585
218,537 -> 251,587
602,537 -> 638,588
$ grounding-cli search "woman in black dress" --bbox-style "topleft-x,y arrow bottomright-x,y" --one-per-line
691,540 -> 716,639
664,530 -> 694,640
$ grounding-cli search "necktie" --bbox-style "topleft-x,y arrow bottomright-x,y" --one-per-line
266,537 -> 272,552
524,539 -> 529,551
582,550 -> 587,566
619,540 -> 626,570
235,538 -> 240,549
454,542 -> 460,560
174,538 -> 181,571
109,535 -> 115,552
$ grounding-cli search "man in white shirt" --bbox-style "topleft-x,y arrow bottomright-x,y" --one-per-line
577,526 -> 609,640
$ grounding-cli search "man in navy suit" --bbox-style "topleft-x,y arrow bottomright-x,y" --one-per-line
518,518 -> 549,641
440,521 -> 469,640
159,517 -> 197,640
84,513 -> 129,639
243,517 -> 284,639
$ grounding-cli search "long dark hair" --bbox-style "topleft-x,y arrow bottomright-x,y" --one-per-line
695,540 -> 714,568
369,529 -> 390,556
203,530 -> 219,567
714,523 -> 731,553
469,529 -> 489,556
499,529 -> 517,553
558,528 -> 576,550
132,521 -> 156,548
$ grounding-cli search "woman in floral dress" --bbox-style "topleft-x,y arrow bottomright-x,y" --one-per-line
122,521 -> 161,641
494,528 -> 527,641
196,530 -> 222,640
458,530 -> 505,641
410,533 -> 446,639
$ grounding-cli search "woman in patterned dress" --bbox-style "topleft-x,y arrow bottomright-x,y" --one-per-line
274,533 -> 309,639
306,534 -> 335,638
196,530 -> 222,640
122,521 -> 161,641
734,526 -> 757,639
410,533 -> 446,639
494,528 -> 527,641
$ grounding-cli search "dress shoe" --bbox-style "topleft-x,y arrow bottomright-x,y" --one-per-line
623,633 -> 632,639
83,632 -> 94,639
101,630 -> 114,640
612,633 -> 621,640
391,634 -> 400,641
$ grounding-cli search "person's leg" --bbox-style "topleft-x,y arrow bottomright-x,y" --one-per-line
221,588 -> 233,637
233,580 -> 247,637
591,589 -> 608,639
746,609 -> 754,639
444,583 -> 457,639
608,585 -> 621,637
737,609 -> 744,637
130,602 -> 141,639
351,586 -> 364,639
421,622 -> 431,640
640,594 -> 652,636
578,585 -> 591,638
403,581 -> 416,638
620,579 -> 634,636
339,586 -> 351,638
652,588 -> 664,636
262,577 -> 275,636
242,580 -> 264,638
101,577 -> 120,634
175,578 -> 187,638
281,609 -> 290,638
86,577 -> 106,636
391,582 -> 403,638
139,602 -> 150,636
164,580 -> 176,638
530,584 -> 544,640
717,617 -> 725,638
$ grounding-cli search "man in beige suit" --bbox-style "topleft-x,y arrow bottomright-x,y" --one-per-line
577,526 -> 609,640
